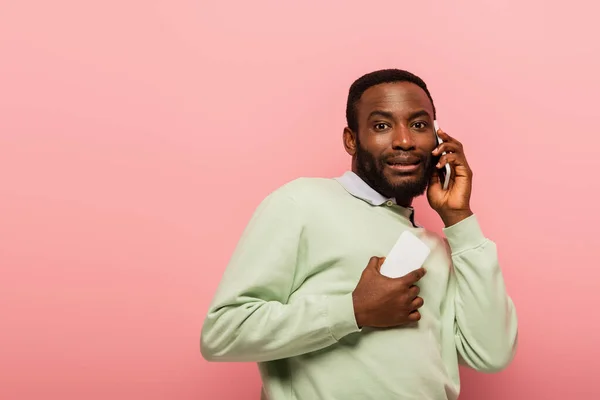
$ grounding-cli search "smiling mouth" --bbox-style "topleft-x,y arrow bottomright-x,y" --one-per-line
386,160 -> 421,172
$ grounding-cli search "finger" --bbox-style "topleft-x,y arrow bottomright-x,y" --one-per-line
408,310 -> 421,322
435,153 -> 468,169
367,256 -> 379,270
436,129 -> 462,147
432,142 -> 461,156
428,165 -> 441,188
411,296 -> 424,309
367,256 -> 385,272
436,154 -> 472,180
408,285 -> 420,298
401,267 -> 426,285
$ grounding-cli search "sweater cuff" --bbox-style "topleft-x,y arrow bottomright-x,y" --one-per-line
326,293 -> 361,341
442,214 -> 487,254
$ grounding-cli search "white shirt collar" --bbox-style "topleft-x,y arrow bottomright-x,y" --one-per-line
334,171 -> 419,227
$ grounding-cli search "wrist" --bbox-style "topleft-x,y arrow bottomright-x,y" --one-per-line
440,209 -> 473,227
352,292 -> 365,328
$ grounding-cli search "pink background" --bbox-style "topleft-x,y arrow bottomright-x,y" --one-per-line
1,1 -> 599,399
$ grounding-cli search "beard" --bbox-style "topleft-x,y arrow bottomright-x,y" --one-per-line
354,142 -> 435,202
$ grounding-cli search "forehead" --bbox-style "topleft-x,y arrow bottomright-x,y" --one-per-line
356,82 -> 433,119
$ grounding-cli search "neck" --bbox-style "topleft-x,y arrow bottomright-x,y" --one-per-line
394,196 -> 413,208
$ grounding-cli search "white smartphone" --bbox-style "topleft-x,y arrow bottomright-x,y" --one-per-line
434,120 -> 451,190
380,230 -> 431,279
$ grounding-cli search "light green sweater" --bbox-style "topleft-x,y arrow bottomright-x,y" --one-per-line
201,177 -> 518,400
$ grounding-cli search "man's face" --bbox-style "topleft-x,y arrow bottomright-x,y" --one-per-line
344,81 -> 438,204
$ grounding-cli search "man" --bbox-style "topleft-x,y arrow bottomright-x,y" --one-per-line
200,69 -> 518,400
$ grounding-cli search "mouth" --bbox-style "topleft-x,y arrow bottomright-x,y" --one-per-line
385,157 -> 421,173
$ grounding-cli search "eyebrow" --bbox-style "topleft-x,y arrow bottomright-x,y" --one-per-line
407,109 -> 432,120
367,109 -> 432,121
367,110 -> 395,120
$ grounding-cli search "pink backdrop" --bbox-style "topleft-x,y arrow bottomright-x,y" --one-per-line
1,1 -> 599,399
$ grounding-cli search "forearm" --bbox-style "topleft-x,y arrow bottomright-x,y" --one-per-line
199,187 -> 361,362
201,293 -> 358,362
444,215 -> 518,372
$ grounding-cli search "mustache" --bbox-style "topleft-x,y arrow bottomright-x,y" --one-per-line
383,152 -> 429,163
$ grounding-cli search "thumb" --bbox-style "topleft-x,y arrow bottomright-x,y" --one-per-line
366,256 -> 384,271
375,257 -> 386,272
428,166 -> 441,188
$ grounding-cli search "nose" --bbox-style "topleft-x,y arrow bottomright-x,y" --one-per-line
391,125 -> 415,150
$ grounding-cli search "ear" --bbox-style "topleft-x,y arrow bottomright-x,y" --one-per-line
343,127 -> 357,156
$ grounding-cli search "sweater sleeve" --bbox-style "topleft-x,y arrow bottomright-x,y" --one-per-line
442,214 -> 518,373
200,188 -> 360,363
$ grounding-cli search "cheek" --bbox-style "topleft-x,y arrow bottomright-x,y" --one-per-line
417,136 -> 437,152
369,133 -> 395,152
358,132 -> 386,152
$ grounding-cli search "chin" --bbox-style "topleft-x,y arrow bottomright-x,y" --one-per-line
385,174 -> 428,196
385,172 -> 421,185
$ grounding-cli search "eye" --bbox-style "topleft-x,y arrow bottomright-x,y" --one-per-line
374,122 -> 390,131
412,121 -> 428,130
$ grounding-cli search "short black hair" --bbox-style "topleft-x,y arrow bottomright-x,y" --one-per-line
345,69 -> 436,132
